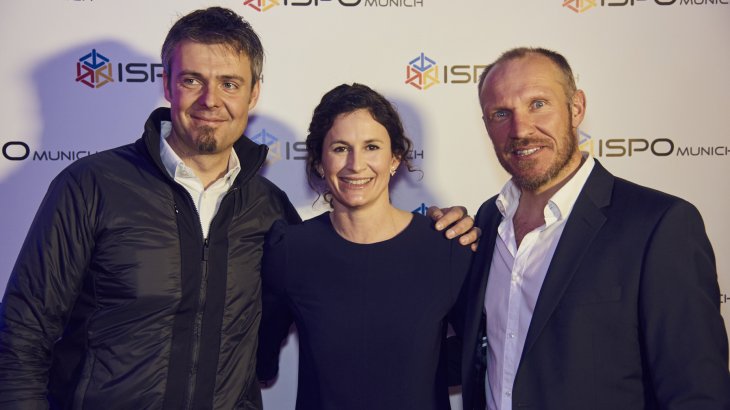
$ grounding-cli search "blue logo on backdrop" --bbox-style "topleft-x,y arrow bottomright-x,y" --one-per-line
250,129 -> 307,163
412,203 -> 428,215
74,49 -> 163,88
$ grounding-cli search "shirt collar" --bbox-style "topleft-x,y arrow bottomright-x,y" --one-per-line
495,152 -> 595,222
158,120 -> 242,183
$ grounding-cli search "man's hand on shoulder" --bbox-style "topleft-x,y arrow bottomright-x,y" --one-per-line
427,205 -> 480,251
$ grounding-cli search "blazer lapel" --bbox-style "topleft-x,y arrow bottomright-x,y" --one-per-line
465,198 -> 502,340
520,160 -> 614,357
473,201 -> 503,303
462,198 -> 502,409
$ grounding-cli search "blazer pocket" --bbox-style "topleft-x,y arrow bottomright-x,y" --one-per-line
557,285 -> 622,309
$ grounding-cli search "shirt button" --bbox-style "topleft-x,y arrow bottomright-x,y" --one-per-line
506,391 -> 512,397
508,332 -> 515,339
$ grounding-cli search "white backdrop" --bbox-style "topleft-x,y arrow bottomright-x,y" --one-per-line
1,1 -> 729,408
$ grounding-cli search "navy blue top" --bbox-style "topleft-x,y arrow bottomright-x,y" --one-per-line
257,212 -> 472,410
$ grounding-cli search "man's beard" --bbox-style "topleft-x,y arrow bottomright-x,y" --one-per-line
501,126 -> 579,192
196,126 -> 217,153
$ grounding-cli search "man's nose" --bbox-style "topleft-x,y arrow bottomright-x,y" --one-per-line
199,85 -> 221,108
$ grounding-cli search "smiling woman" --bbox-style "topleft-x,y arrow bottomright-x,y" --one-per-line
317,109 -> 398,214
256,83 -> 473,410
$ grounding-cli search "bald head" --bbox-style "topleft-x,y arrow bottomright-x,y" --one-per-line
477,47 -> 577,103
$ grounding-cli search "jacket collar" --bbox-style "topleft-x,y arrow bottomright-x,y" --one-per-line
136,107 -> 268,187
520,159 -> 613,357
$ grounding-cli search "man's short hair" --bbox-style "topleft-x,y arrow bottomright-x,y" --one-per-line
161,7 -> 264,89
477,47 -> 577,99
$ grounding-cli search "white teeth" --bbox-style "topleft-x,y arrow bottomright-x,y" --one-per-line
515,147 -> 540,156
343,178 -> 371,185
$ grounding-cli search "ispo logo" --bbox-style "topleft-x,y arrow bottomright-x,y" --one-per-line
243,0 -> 413,11
412,203 -> 429,215
75,49 -> 163,89
580,130 -> 674,157
250,129 -> 307,163
564,0 -> 727,14
76,49 -> 113,89
251,129 -> 282,162
405,53 -> 487,91
2,141 -> 96,162
2,141 -> 30,161
405,53 -> 439,90
580,130 -> 730,157
244,0 -> 280,12
563,0 -> 598,13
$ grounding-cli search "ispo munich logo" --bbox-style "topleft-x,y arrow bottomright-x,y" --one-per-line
405,53 -> 439,90
563,0 -> 598,13
578,129 -> 728,158
76,49 -> 113,89
74,50 -> 163,88
243,0 -> 420,11
2,141 -> 97,162
251,129 -> 283,162
404,53 -> 486,90
250,129 -> 307,163
412,203 -> 429,215
244,0 -> 280,12
564,0 -> 728,14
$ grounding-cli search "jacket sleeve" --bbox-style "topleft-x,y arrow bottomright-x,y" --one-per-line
0,170 -> 95,409
447,199 -> 494,390
281,194 -> 302,226
446,238 -> 475,387
270,184 -> 302,227
639,200 -> 730,408
256,219 -> 295,383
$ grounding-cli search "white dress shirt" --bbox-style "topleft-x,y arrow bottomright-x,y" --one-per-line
484,154 -> 594,410
159,121 -> 241,239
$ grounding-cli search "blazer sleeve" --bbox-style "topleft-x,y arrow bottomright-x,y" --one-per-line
256,219 -> 295,383
0,170 -> 95,409
449,198 -> 493,337
446,233 -> 476,387
639,199 -> 730,408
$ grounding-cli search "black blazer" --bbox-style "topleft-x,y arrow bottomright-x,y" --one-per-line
457,160 -> 730,410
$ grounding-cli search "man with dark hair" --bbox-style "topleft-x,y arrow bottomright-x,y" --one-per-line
457,47 -> 730,409
0,7 -> 476,409
0,7 -> 293,410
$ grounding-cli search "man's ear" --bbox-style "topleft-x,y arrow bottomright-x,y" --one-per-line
570,89 -> 586,129
163,71 -> 172,103
248,81 -> 261,111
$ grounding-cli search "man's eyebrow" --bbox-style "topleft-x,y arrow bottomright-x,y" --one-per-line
174,71 -> 247,84
218,74 -> 247,83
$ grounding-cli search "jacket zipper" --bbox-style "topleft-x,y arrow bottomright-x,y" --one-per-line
174,188 -> 209,410
181,186 -> 239,410
184,236 -> 209,410
147,118 -> 268,408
